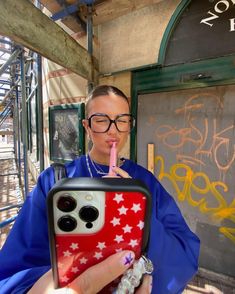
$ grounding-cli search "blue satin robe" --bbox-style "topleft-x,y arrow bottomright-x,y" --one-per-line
0,156 -> 200,293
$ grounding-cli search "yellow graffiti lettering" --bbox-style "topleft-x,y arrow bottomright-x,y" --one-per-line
213,197 -> 235,223
154,154 -> 235,244
170,164 -> 193,202
155,156 -> 182,198
219,227 -> 235,244
199,182 -> 228,214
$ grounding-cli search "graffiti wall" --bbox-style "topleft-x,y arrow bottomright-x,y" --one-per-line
137,85 -> 235,277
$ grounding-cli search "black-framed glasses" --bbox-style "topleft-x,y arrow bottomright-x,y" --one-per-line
87,113 -> 135,133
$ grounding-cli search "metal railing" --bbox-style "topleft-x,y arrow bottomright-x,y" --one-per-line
0,203 -> 23,229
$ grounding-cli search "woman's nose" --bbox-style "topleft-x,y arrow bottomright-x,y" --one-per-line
107,121 -> 118,134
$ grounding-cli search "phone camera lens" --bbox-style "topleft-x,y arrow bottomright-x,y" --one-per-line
79,206 -> 99,223
58,215 -> 77,232
86,222 -> 93,229
57,195 -> 77,212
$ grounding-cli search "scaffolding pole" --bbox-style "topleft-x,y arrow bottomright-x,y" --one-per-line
15,86 -> 22,185
0,48 -> 21,77
87,4 -> 93,92
0,77 -> 20,107
36,54 -> 44,172
20,52 -> 28,198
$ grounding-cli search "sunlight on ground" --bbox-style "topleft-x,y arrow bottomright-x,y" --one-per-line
184,284 -> 224,294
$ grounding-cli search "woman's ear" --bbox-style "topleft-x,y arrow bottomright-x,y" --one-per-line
82,119 -> 91,140
82,119 -> 88,131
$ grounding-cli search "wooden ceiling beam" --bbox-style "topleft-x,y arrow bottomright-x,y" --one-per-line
40,0 -> 166,32
0,0 -> 97,81
90,0 -> 166,25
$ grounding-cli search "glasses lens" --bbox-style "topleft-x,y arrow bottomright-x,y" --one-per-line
89,114 -> 135,133
90,115 -> 110,133
116,115 -> 133,132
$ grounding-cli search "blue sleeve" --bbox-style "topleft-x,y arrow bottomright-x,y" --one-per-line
0,168 -> 54,293
0,267 -> 50,294
145,176 -> 200,294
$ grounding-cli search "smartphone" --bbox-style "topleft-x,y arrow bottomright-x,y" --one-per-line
47,177 -> 151,290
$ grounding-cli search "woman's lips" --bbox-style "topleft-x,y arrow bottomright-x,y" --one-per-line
106,139 -> 118,147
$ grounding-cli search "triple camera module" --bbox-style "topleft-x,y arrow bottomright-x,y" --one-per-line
57,194 -> 99,232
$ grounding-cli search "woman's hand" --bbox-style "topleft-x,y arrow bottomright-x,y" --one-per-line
110,166 -> 132,178
28,250 -> 152,294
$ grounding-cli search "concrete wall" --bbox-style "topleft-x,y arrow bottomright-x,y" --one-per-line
98,0 -> 180,74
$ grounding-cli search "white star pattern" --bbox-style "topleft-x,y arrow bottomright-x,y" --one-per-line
113,193 -> 124,203
70,243 -> 79,250
63,250 -> 72,257
80,257 -> 88,264
118,205 -> 128,215
94,251 -> 103,260
137,221 -> 145,230
129,239 -> 138,248
61,276 -> 69,283
97,242 -> 106,250
131,203 -> 141,213
56,190 -> 146,286
71,267 -> 79,273
123,224 -> 132,233
110,217 -> 120,226
114,235 -> 124,243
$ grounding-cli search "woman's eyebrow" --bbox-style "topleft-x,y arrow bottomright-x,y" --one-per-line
88,113 -> 131,117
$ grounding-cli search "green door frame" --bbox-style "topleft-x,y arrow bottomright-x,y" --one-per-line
130,0 -> 235,161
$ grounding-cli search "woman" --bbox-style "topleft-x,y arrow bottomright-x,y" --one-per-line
0,85 -> 200,293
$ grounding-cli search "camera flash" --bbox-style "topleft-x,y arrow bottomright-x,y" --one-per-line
85,195 -> 93,201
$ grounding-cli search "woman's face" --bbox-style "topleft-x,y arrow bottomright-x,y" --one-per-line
83,93 -> 130,164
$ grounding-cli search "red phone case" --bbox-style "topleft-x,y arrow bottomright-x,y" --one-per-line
47,178 -> 151,291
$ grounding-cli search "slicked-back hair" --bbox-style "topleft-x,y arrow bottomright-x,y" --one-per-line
85,85 -> 130,116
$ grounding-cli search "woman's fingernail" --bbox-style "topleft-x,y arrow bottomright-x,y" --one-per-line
148,275 -> 153,293
121,251 -> 135,267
